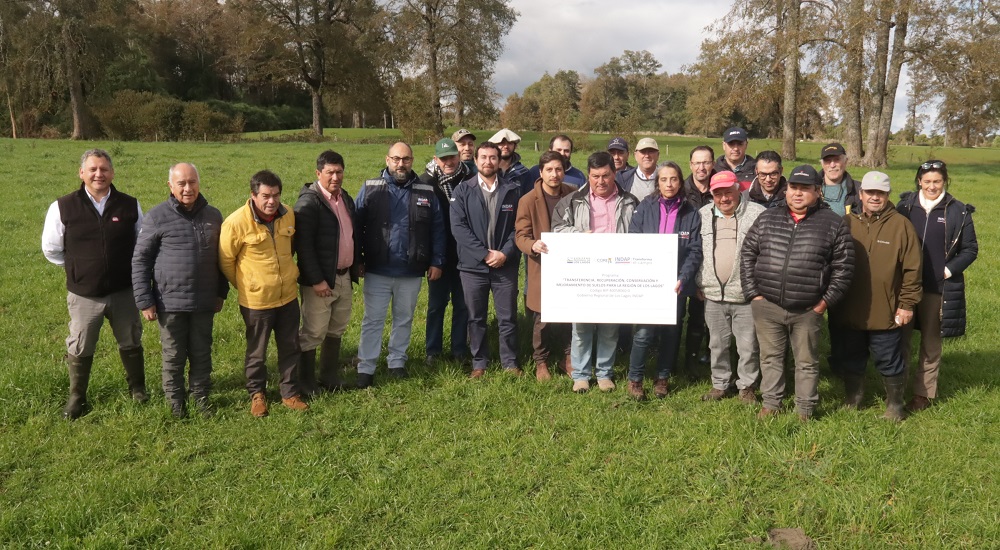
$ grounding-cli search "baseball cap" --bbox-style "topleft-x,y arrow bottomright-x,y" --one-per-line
452,128 -> 476,142
860,171 -> 891,192
635,137 -> 659,151
787,164 -> 821,185
723,127 -> 748,143
607,137 -> 629,152
821,142 -> 846,158
489,128 -> 521,144
710,171 -> 739,192
434,138 -> 459,158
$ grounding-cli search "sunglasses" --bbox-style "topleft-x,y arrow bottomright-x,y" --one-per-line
920,161 -> 944,170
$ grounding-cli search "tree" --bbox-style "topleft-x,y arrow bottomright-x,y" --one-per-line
521,70 -> 580,130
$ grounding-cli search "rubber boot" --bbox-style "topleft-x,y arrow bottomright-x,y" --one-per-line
298,349 -> 320,398
881,374 -> 908,422
319,336 -> 344,392
63,355 -> 93,420
119,347 -> 149,403
683,327 -> 704,379
842,373 -> 865,409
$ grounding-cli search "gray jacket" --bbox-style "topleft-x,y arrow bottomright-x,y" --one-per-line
696,198 -> 765,303
551,184 -> 638,234
132,194 -> 228,312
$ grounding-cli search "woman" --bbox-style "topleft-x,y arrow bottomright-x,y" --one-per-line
896,160 -> 978,411
626,162 -> 703,401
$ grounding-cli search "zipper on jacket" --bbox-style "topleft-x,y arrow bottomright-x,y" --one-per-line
778,220 -> 798,306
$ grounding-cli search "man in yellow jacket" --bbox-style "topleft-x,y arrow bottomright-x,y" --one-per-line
220,170 -> 310,417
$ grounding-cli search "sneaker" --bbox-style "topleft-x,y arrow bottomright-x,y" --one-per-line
389,367 -> 408,379
572,380 -> 590,393
597,378 -> 616,392
738,388 -> 759,404
281,395 -> 310,411
469,368 -> 486,380
356,373 -> 375,389
535,362 -> 552,381
653,378 -> 670,399
907,395 -> 931,412
250,392 -> 268,418
757,407 -> 780,419
701,388 -> 730,401
627,380 -> 646,401
194,395 -> 215,418
169,400 -> 187,419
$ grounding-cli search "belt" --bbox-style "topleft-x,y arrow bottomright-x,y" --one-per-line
337,268 -> 350,275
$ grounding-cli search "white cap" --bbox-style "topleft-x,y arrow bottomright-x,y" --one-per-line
488,128 -> 521,144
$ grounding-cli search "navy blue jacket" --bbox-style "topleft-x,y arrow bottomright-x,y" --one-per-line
628,194 -> 703,297
450,175 -> 521,274
523,163 -> 586,195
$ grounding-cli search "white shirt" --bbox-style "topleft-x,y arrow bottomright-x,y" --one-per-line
477,174 -> 498,193
41,189 -> 143,266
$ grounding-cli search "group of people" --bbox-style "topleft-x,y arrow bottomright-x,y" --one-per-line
41,127 -> 977,421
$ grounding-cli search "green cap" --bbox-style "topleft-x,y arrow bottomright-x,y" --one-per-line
435,138 -> 459,158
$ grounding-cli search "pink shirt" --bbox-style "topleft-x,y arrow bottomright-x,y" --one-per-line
318,184 -> 355,270
588,186 -> 619,234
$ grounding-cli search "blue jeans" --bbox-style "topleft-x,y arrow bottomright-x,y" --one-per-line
571,323 -> 619,381
830,325 -> 905,377
358,273 -> 422,375
425,267 -> 469,357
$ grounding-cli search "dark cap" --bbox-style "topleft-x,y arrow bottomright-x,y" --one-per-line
434,138 -> 459,158
607,137 -> 629,152
787,164 -> 821,186
452,128 -> 476,142
821,142 -> 846,158
723,127 -> 748,143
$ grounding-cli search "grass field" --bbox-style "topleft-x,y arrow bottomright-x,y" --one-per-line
1,133 -> 998,547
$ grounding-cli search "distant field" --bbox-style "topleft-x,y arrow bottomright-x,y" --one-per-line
1,134 -> 997,547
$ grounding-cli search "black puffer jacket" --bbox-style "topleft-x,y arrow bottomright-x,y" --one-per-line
896,191 -> 978,337
132,194 -> 228,312
740,201 -> 854,310
294,182 -> 361,288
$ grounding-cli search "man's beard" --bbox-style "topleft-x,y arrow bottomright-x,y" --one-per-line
392,169 -> 409,183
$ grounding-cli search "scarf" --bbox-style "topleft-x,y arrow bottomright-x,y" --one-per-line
431,162 -> 470,200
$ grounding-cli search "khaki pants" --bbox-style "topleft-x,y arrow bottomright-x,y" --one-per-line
66,289 -> 142,357
299,271 -> 353,352
751,299 -> 823,415
901,292 -> 943,398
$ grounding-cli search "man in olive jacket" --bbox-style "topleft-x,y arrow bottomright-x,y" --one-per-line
829,171 -> 922,421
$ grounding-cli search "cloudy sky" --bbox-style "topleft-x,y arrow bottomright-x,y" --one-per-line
493,0 -> 915,132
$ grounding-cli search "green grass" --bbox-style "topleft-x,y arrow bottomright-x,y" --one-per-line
1,134 -> 998,547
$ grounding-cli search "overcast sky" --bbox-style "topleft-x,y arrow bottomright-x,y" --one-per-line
493,0 -> 914,133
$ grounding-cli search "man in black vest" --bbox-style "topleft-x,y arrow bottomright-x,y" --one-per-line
42,149 -> 147,420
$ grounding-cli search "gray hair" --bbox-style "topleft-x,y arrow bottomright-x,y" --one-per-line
168,162 -> 200,182
80,149 -> 113,170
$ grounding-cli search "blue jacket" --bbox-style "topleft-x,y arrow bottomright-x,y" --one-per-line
450,175 -> 521,274
355,169 -> 446,278
628,194 -> 703,297
523,163 -> 586,195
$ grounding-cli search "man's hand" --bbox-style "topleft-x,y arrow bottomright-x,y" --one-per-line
141,306 -> 157,321
812,299 -> 828,314
312,281 -> 332,297
696,289 -> 706,301
894,308 -> 913,326
531,240 -> 548,255
753,296 -> 765,301
674,280 -> 682,295
427,266 -> 443,281
485,250 -> 507,268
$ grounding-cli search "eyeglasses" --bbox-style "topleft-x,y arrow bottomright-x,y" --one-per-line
920,161 -> 944,170
757,171 -> 781,179
691,161 -> 713,167
389,156 -> 413,164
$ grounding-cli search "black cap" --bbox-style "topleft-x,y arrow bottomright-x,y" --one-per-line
723,127 -> 748,142
787,164 -> 821,185
607,137 -> 629,152
821,142 -> 846,158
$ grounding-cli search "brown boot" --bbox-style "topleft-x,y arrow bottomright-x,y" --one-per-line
250,392 -> 268,417
653,378 -> 670,399
627,380 -> 646,401
319,337 -> 344,391
907,395 -> 931,412
535,362 -> 551,381
119,347 -> 148,403
63,354 -> 93,420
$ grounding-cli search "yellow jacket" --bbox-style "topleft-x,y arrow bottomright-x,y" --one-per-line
220,201 -> 299,309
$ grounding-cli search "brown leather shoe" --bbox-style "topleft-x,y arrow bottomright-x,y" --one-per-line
701,388 -> 729,401
653,378 -> 670,399
281,395 -> 310,412
757,407 -> 780,419
505,367 -> 524,377
470,368 -> 486,379
562,356 -> 573,376
907,395 -> 931,412
250,392 -> 268,418
535,362 -> 551,381
738,388 -> 759,404
627,380 -> 646,401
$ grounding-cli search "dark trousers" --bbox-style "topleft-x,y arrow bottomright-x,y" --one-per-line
240,301 -> 301,398
530,309 -> 570,363
628,298 -> 686,381
830,325 -> 906,377
684,294 -> 707,354
158,311 -> 215,402
461,265 -> 518,370
425,267 -> 469,357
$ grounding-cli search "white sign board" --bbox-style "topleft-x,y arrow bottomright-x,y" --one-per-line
539,232 -> 679,325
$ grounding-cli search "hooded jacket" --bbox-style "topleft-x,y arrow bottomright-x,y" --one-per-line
219,201 -> 298,310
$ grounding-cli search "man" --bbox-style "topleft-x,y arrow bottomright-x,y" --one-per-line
741,164 -> 854,421
819,142 -> 861,216
294,150 -> 360,396
515,151 -> 577,380
614,137 -> 659,202
713,127 -> 756,184
607,137 -> 632,173
830,171 -> 922,421
42,149 -> 147,420
681,145 -> 718,372
685,145 -> 716,211
451,141 -> 522,378
746,150 -> 787,209
489,128 -> 533,193
132,163 -> 227,418
696,171 -> 765,404
524,134 -> 587,193
552,152 -> 639,393
355,142 -> 446,388
220,170 -> 309,417
452,128 -> 478,173
420,138 -> 472,364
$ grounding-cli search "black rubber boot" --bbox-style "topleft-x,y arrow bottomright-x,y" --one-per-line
319,337 -> 344,392
63,355 -> 93,420
298,349 -> 320,397
119,347 -> 149,403
193,394 -> 214,418
881,374 -> 908,422
169,399 -> 187,419
843,374 -> 865,409
683,327 -> 705,379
